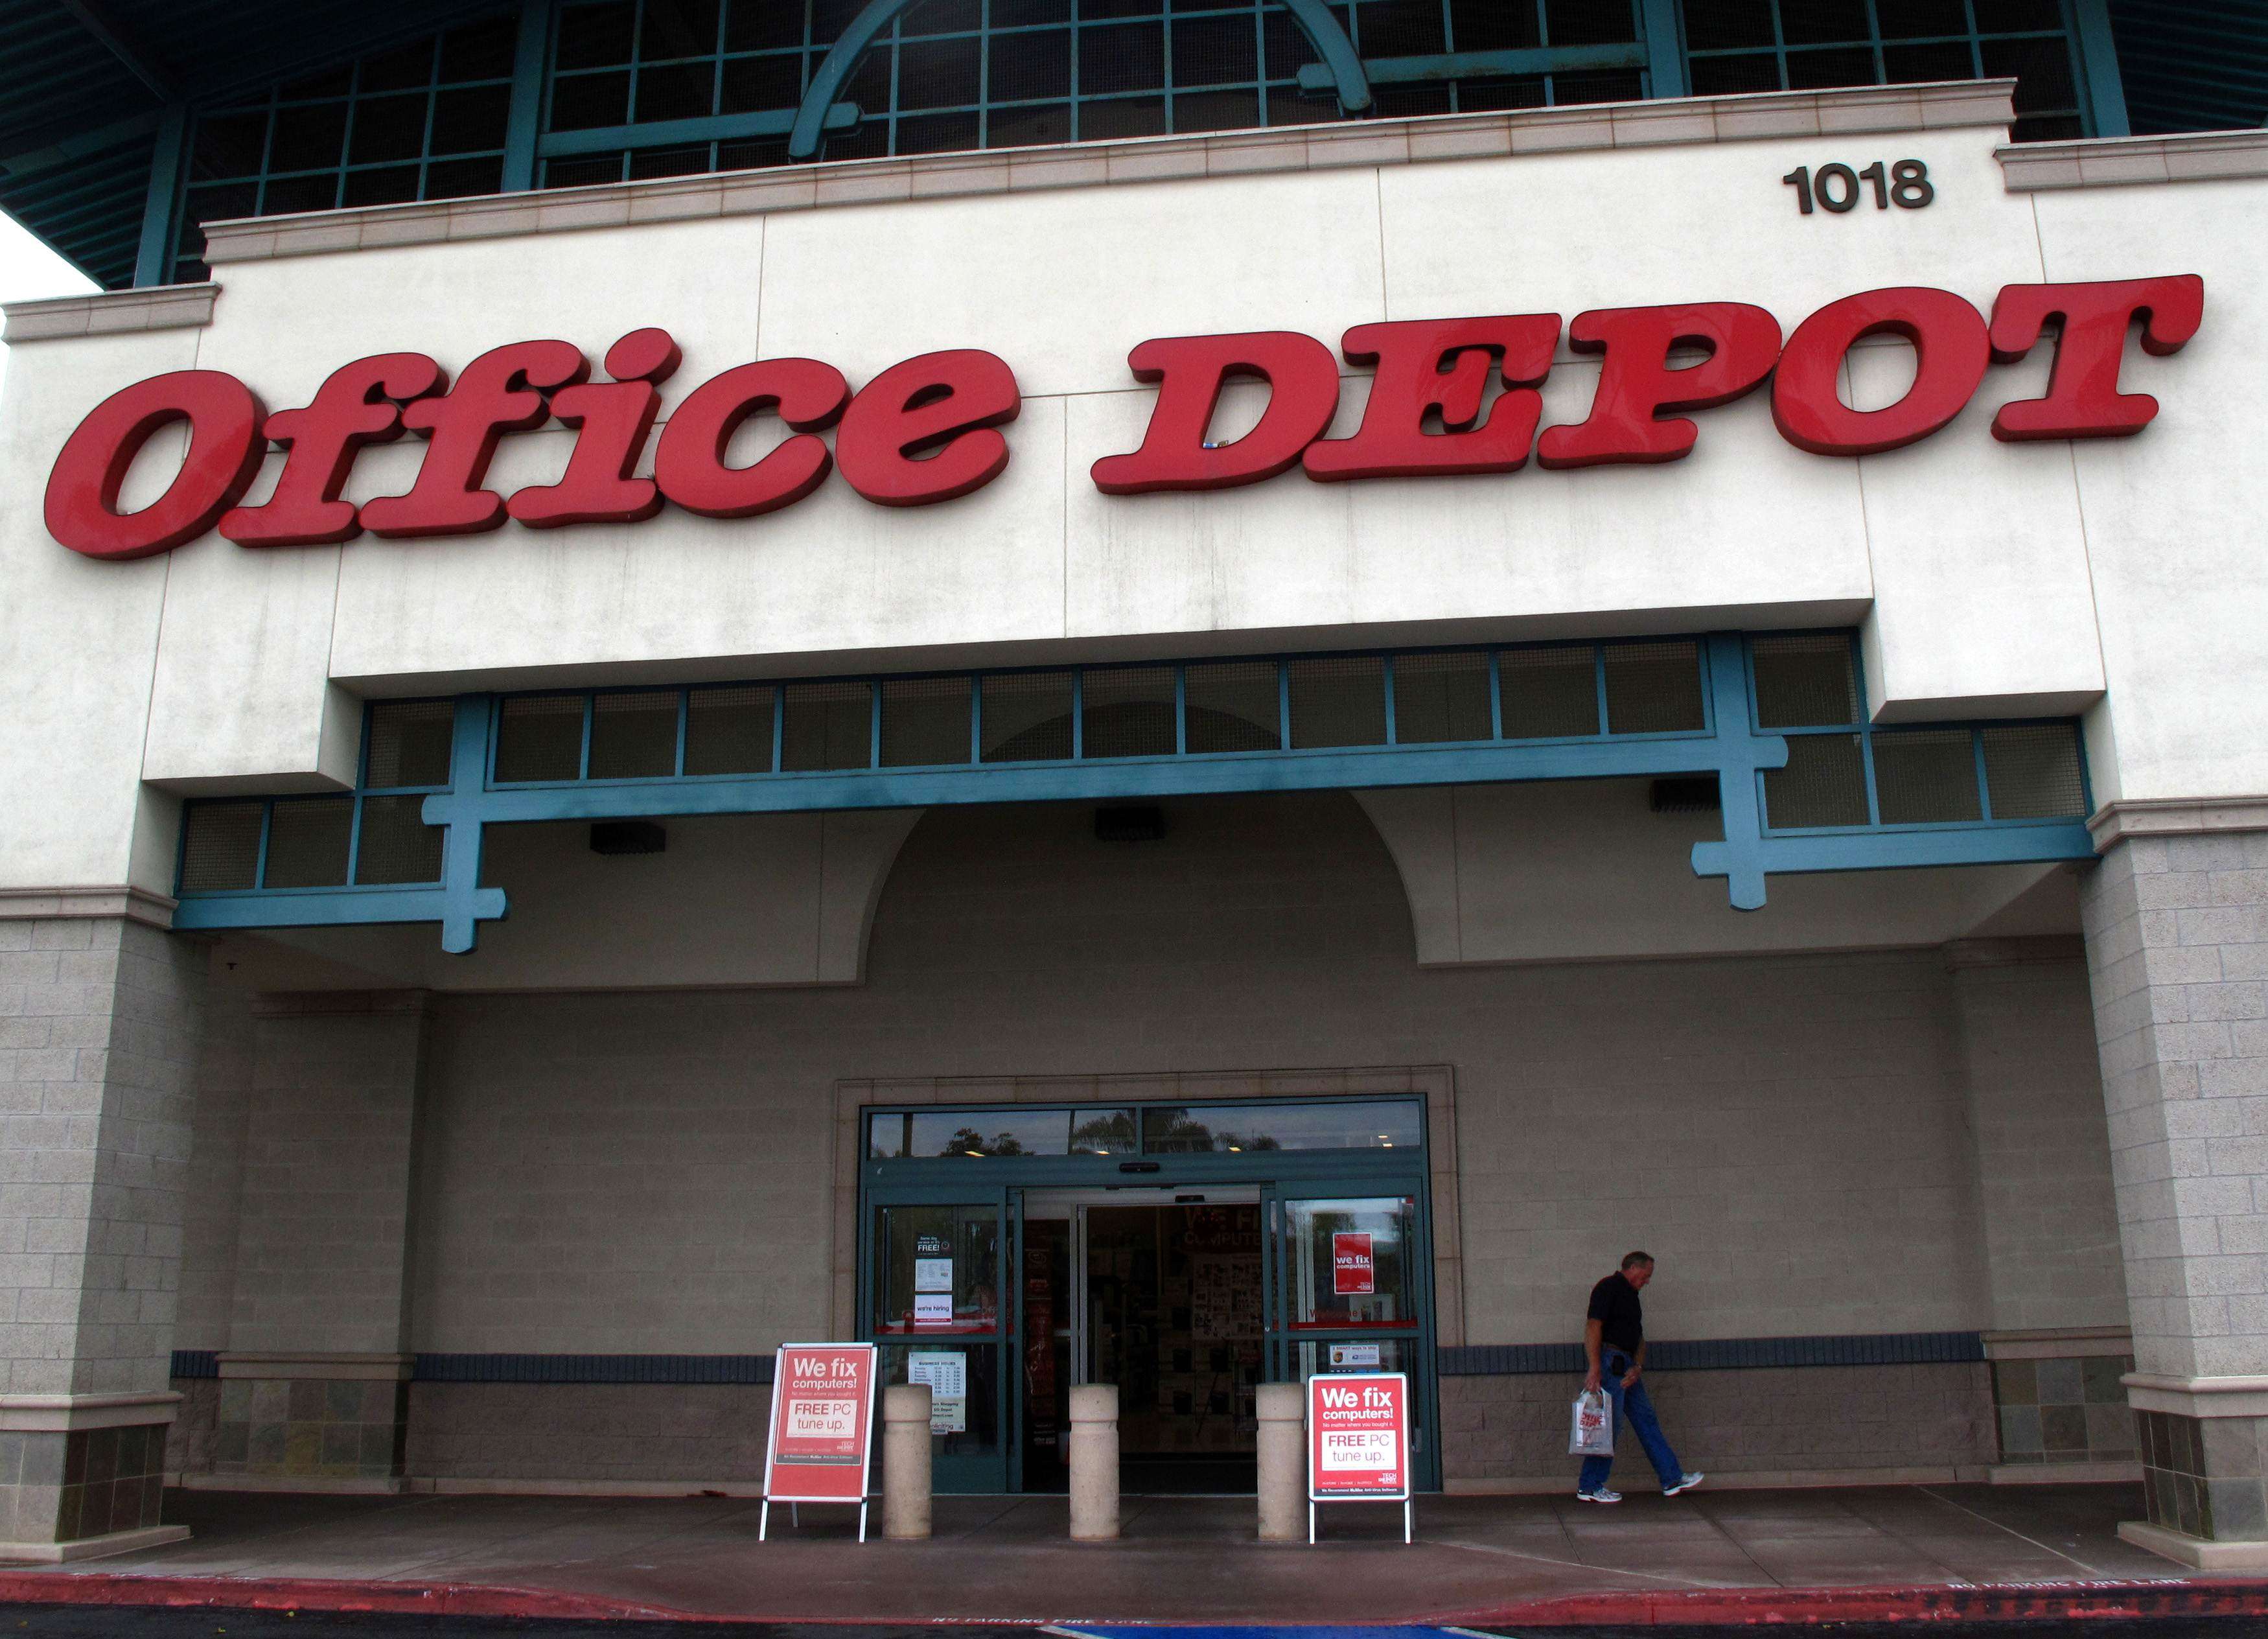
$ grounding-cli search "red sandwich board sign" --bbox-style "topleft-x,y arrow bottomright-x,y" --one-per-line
1307,1370 -> 1412,1543
1332,1231 -> 1376,1296
761,1342 -> 878,1541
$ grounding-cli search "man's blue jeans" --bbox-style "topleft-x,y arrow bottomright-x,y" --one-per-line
1577,1348 -> 1685,1493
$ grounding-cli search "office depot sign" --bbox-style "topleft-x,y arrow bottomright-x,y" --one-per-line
43,277 -> 2201,563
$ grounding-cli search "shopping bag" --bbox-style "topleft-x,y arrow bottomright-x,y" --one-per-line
1569,1388 -> 1615,1457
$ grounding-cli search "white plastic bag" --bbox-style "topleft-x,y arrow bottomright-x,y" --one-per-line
1569,1388 -> 1615,1458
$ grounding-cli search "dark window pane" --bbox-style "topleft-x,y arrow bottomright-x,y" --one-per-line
1751,634 -> 1857,728
191,111 -> 269,180
684,685 -> 775,774
349,93 -> 428,164
991,27 -> 1072,100
1680,0 -> 1776,51
638,59 -> 719,121
282,66 -> 353,100
361,40 -> 436,93
727,0 -> 808,51
1082,23 -> 1166,91
1779,0 -> 1868,45
845,49 -> 894,106
441,16 -> 520,81
1765,734 -> 1869,828
1265,88 -> 1341,123
1873,729 -> 1982,824
874,1109 -> 1072,1158
1355,0 -> 1447,54
558,1 -> 638,69
495,695 -> 586,782
1185,662 -> 1280,753
1082,666 -> 1177,759
905,0 -> 983,34
1456,75 -> 1549,111
1604,641 -> 1704,734
546,152 -> 628,186
1084,0 -> 1160,18
813,0 -> 870,44
551,70 -> 632,129
1173,88 -> 1259,131
880,677 -> 973,766
1079,95 -> 1167,136
1450,0 -> 1539,51
269,102 -> 348,171
1173,15 -> 1260,85
897,110 -> 982,152
1974,0 -> 2063,30
1784,45 -> 1880,90
588,690 -> 680,780
717,134 -> 793,167
181,183 -> 259,258
981,672 -> 1075,763
1264,7 -> 1325,74
1501,646 -> 1597,738
781,681 -> 874,771
1374,83 -> 1452,115
642,0 -> 723,59
1875,0 -> 1970,40
260,173 -> 340,215
1393,652 -> 1492,744
1983,34 -> 2077,114
365,700 -> 456,788
263,797 -> 353,888
1983,726 -> 2087,819
721,52 -> 806,111
995,0 -> 1074,23
179,802 -> 264,892
1288,656 -> 1386,749
822,121 -> 892,159
899,36 -> 984,107
988,102 -> 1072,145
2010,114 -> 2083,143
426,156 -> 505,198
627,142 -> 713,178
354,795 -> 444,885
1687,51 -> 1783,95
1544,0 -> 1637,47
1884,40 -> 1977,83
431,84 -> 512,153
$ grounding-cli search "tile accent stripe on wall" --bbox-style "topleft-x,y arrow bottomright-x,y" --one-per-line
172,1333 -> 1984,1384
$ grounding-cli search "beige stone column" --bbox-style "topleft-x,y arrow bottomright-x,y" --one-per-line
882,1382 -> 932,1539
1255,1382 -> 1304,1541
1067,1382 -> 1118,1541
0,909 -> 204,1559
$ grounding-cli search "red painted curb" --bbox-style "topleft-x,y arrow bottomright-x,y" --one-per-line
1441,1575 -> 2268,1627
0,1572 -> 719,1623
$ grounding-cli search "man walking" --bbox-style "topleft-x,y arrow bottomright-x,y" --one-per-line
1577,1251 -> 1703,1504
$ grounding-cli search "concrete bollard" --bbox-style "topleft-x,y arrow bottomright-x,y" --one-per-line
1068,1382 -> 1120,1541
883,1382 -> 933,1540
1255,1382 -> 1305,1541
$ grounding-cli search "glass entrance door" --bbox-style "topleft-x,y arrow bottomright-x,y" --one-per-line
864,1187 -> 1012,1494
1264,1184 -> 1440,1492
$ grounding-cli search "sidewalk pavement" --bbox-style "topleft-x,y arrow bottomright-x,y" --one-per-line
1,1482 -> 2262,1627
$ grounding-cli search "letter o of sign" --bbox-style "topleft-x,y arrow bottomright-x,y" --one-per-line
1772,287 -> 1990,456
45,370 -> 268,559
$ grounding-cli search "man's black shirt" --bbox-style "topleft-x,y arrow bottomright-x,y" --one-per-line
1588,1272 -> 1644,1354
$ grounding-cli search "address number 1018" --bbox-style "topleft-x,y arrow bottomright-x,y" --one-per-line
1783,159 -> 1934,214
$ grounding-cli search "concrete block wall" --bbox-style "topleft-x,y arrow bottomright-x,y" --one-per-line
0,918 -> 203,1397
405,1384 -> 774,1483
1441,1363 -> 1995,1487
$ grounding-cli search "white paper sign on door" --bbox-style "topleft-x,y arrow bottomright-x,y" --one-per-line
913,1292 -> 953,1326
907,1350 -> 967,1434
914,1257 -> 953,1293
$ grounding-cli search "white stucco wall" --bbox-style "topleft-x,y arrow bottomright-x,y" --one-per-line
1,96 -> 2258,896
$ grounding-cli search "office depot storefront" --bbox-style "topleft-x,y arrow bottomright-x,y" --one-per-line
4,78 -> 2267,1564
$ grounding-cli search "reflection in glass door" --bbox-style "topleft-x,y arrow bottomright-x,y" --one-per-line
866,1192 -> 1011,1494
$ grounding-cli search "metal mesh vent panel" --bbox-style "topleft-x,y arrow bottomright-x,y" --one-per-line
1082,666 -> 1177,760
365,701 -> 456,789
1752,635 -> 1857,728
589,691 -> 680,780
1500,647 -> 1598,739
1983,726 -> 2087,819
496,696 -> 586,783
1604,642 -> 1705,734
354,795 -> 445,885
1185,662 -> 1281,753
1288,657 -> 1387,749
1873,730 -> 1982,824
881,677 -> 973,767
781,682 -> 874,771
179,802 -> 264,892
685,686 -> 775,776
1764,734 -> 1869,830
263,798 -> 354,889
981,673 -> 1074,763
1392,652 -> 1492,745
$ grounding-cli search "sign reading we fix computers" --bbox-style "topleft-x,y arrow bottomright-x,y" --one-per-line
1310,1371 -> 1409,1501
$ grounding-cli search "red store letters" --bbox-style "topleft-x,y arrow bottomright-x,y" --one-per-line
43,276 -> 2202,561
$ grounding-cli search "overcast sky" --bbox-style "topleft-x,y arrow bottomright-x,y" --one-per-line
0,209 -> 102,402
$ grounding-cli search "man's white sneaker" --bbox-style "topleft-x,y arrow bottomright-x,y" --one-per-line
1575,1487 -> 1623,1504
1663,1472 -> 1705,1496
